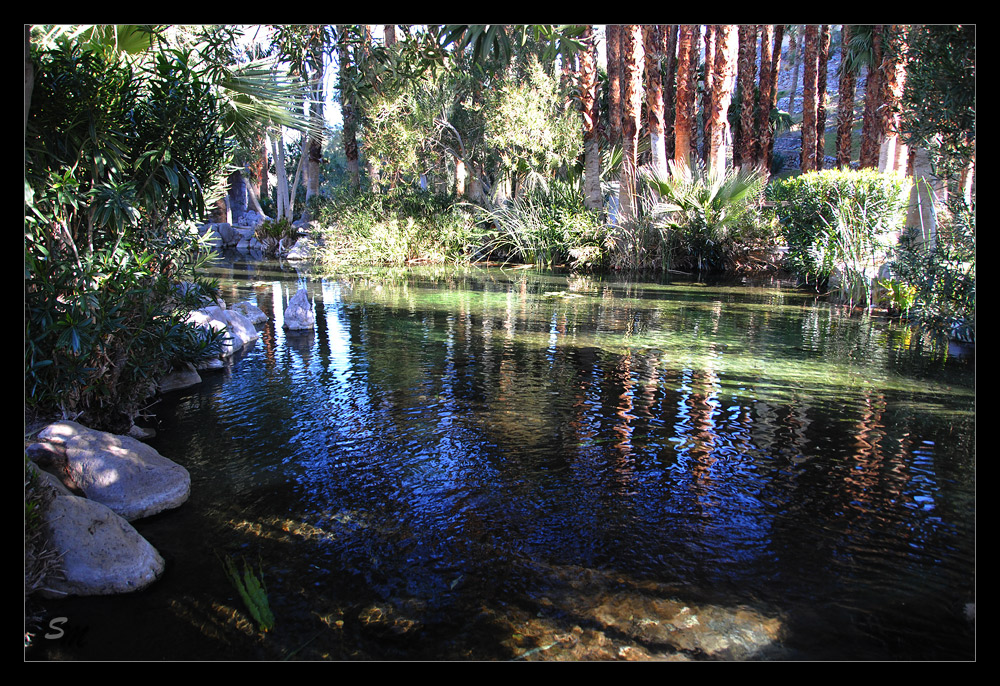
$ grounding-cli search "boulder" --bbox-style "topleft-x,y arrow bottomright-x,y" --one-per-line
231,301 -> 269,324
186,305 -> 259,360
283,289 -> 316,331
158,361 -> 202,393
36,421 -> 190,521
40,494 -> 165,597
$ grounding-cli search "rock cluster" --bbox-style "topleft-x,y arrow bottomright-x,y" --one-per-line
27,421 -> 191,597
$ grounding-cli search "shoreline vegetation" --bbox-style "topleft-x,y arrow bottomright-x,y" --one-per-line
24,24 -> 974,655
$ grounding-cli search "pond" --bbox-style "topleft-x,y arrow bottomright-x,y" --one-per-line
29,257 -> 976,661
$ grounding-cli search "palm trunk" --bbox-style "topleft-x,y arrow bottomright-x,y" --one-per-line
674,25 -> 697,167
643,25 -> 668,180
701,25 -> 716,165
836,25 -> 857,169
735,25 -> 757,168
579,25 -> 603,212
338,26 -> 361,191
708,25 -> 736,173
800,25 -> 819,173
814,25 -> 831,169
662,25 -> 678,161
606,25 -> 623,151
755,24 -> 775,172
877,25 -> 909,173
859,25 -> 884,169
619,25 -> 643,221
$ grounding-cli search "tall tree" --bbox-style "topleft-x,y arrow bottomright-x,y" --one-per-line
701,24 -> 716,165
673,25 -> 697,167
708,25 -> 736,172
643,25 -> 668,180
800,25 -> 819,173
606,24 -> 623,152
734,24 -> 758,168
788,26 -> 803,119
877,24 -> 909,173
662,25 -> 678,161
814,25 -> 831,169
578,25 -> 602,211
859,25 -> 884,169
754,24 -> 775,172
619,25 -> 643,220
836,25 -> 858,169
765,25 -> 785,168
338,25 -> 361,191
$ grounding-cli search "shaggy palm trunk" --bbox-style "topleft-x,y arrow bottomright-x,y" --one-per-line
339,27 -> 361,191
662,25 -> 678,161
701,25 -> 716,165
674,25 -> 697,167
606,24 -> 623,151
644,25 -> 668,181
755,24 -> 775,173
800,25 -> 819,173
859,25 -> 884,169
579,26 -> 603,212
735,25 -> 758,168
877,25 -> 909,173
619,25 -> 643,221
708,25 -> 736,173
836,25 -> 857,169
814,25 -> 830,169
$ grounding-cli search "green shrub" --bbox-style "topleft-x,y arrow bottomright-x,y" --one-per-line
767,169 -> 910,285
642,159 -> 769,272
24,40 -> 230,429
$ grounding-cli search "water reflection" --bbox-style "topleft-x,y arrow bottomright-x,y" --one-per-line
33,263 -> 974,661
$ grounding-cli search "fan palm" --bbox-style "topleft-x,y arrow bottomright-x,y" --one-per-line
643,158 -> 766,270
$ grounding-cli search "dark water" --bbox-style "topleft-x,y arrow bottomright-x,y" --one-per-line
29,259 -> 976,661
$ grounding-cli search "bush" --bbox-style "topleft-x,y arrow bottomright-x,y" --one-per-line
25,40 -> 231,429
642,160 -> 769,272
767,169 -> 910,286
889,200 -> 975,341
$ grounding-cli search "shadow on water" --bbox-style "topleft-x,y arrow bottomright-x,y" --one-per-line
27,261 -> 975,661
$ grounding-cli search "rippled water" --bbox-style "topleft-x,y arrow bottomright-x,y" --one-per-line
30,259 -> 976,661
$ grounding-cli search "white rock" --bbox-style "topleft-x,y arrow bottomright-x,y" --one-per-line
38,421 -> 190,521
41,495 -> 165,597
283,289 -> 316,330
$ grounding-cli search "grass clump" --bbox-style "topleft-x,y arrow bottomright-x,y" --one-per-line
222,554 -> 275,633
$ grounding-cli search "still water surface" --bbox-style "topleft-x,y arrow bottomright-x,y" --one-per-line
33,258 -> 976,660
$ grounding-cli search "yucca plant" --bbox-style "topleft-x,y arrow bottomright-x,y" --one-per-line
643,158 -> 766,271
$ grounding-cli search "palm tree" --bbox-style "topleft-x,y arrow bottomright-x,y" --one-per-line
734,24 -> 758,168
800,25 -> 819,172
619,25 -> 643,221
876,25 -> 909,173
754,24 -> 775,172
578,25 -> 602,212
673,25 -> 697,167
643,25 -> 668,180
836,25 -> 857,169
708,25 -> 736,173
814,25 -> 831,169
338,25 -> 361,191
859,25 -> 884,169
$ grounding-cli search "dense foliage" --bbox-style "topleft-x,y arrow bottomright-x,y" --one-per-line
767,170 -> 910,287
25,40 -> 230,429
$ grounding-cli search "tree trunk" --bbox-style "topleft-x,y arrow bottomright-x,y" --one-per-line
755,24 -> 775,172
877,25 -> 909,174
859,25 -> 884,169
304,62 -> 324,217
662,25 -> 678,161
579,26 -> 603,212
800,25 -> 819,173
674,25 -> 697,168
814,25 -> 831,169
606,25 -> 623,151
836,25 -> 857,169
765,25 -> 785,167
338,26 -> 361,191
701,25 -> 716,165
735,25 -> 757,168
619,25 -> 643,221
643,25 -> 668,180
788,27 -> 803,120
708,25 -> 736,173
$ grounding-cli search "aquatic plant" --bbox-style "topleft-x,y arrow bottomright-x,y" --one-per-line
222,554 -> 275,632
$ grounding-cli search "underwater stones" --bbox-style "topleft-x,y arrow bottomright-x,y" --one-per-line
283,288 -> 315,331
36,421 -> 190,522
40,494 -> 165,597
